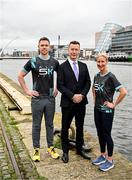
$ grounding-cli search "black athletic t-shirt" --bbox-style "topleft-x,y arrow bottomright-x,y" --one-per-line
23,56 -> 59,96
93,72 -> 122,112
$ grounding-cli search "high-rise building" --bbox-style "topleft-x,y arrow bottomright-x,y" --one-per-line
95,23 -> 122,53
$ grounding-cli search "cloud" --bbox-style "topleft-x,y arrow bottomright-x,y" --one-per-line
0,0 -> 131,50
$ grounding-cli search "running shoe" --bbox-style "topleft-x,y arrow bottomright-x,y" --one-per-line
47,146 -> 60,159
99,160 -> 114,171
32,148 -> 40,162
92,155 -> 106,165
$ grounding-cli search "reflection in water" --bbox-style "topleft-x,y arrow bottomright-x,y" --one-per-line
0,60 -> 132,161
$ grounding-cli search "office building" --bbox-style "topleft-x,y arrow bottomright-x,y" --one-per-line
111,25 -> 132,55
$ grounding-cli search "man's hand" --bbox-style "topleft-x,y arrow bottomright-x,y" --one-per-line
72,94 -> 84,103
53,88 -> 58,97
25,90 -> 39,97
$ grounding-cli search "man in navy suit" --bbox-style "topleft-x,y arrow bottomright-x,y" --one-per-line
57,41 -> 91,163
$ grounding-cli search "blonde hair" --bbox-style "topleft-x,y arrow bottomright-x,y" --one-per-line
96,53 -> 108,61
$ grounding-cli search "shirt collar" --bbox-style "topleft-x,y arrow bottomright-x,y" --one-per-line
39,54 -> 50,60
68,58 -> 78,64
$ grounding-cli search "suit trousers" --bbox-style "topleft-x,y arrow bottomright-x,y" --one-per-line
61,104 -> 86,153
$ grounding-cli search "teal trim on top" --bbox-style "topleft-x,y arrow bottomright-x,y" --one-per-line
116,85 -> 123,91
22,68 -> 28,74
31,57 -> 36,68
100,105 -> 113,113
31,57 -> 36,62
105,109 -> 112,113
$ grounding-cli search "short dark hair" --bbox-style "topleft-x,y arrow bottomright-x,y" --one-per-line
69,41 -> 80,47
38,37 -> 50,44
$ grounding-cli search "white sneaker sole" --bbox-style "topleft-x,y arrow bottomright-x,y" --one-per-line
92,160 -> 106,165
100,164 -> 114,171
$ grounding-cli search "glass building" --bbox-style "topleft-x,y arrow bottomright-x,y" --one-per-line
95,23 -> 122,53
111,26 -> 132,55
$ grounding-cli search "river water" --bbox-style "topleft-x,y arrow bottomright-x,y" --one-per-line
0,59 -> 132,161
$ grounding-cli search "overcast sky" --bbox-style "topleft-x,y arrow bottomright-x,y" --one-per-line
0,0 -> 131,51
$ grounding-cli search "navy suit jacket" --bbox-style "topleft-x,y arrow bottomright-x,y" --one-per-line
57,60 -> 91,107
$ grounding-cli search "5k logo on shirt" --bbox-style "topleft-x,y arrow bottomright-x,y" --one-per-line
39,67 -> 53,76
94,83 -> 104,92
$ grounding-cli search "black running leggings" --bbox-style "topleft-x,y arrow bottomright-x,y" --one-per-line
94,107 -> 114,157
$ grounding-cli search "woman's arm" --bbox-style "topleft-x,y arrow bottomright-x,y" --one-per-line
104,87 -> 127,109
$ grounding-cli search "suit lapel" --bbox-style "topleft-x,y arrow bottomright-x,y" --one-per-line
78,61 -> 82,82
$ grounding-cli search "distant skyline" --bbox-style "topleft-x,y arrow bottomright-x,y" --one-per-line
0,0 -> 131,52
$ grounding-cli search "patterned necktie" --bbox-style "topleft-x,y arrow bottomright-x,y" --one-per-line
73,62 -> 79,81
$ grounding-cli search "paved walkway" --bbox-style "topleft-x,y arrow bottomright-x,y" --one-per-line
9,111 -> 132,180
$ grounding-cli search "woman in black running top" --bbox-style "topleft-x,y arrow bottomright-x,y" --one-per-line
92,53 -> 127,172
